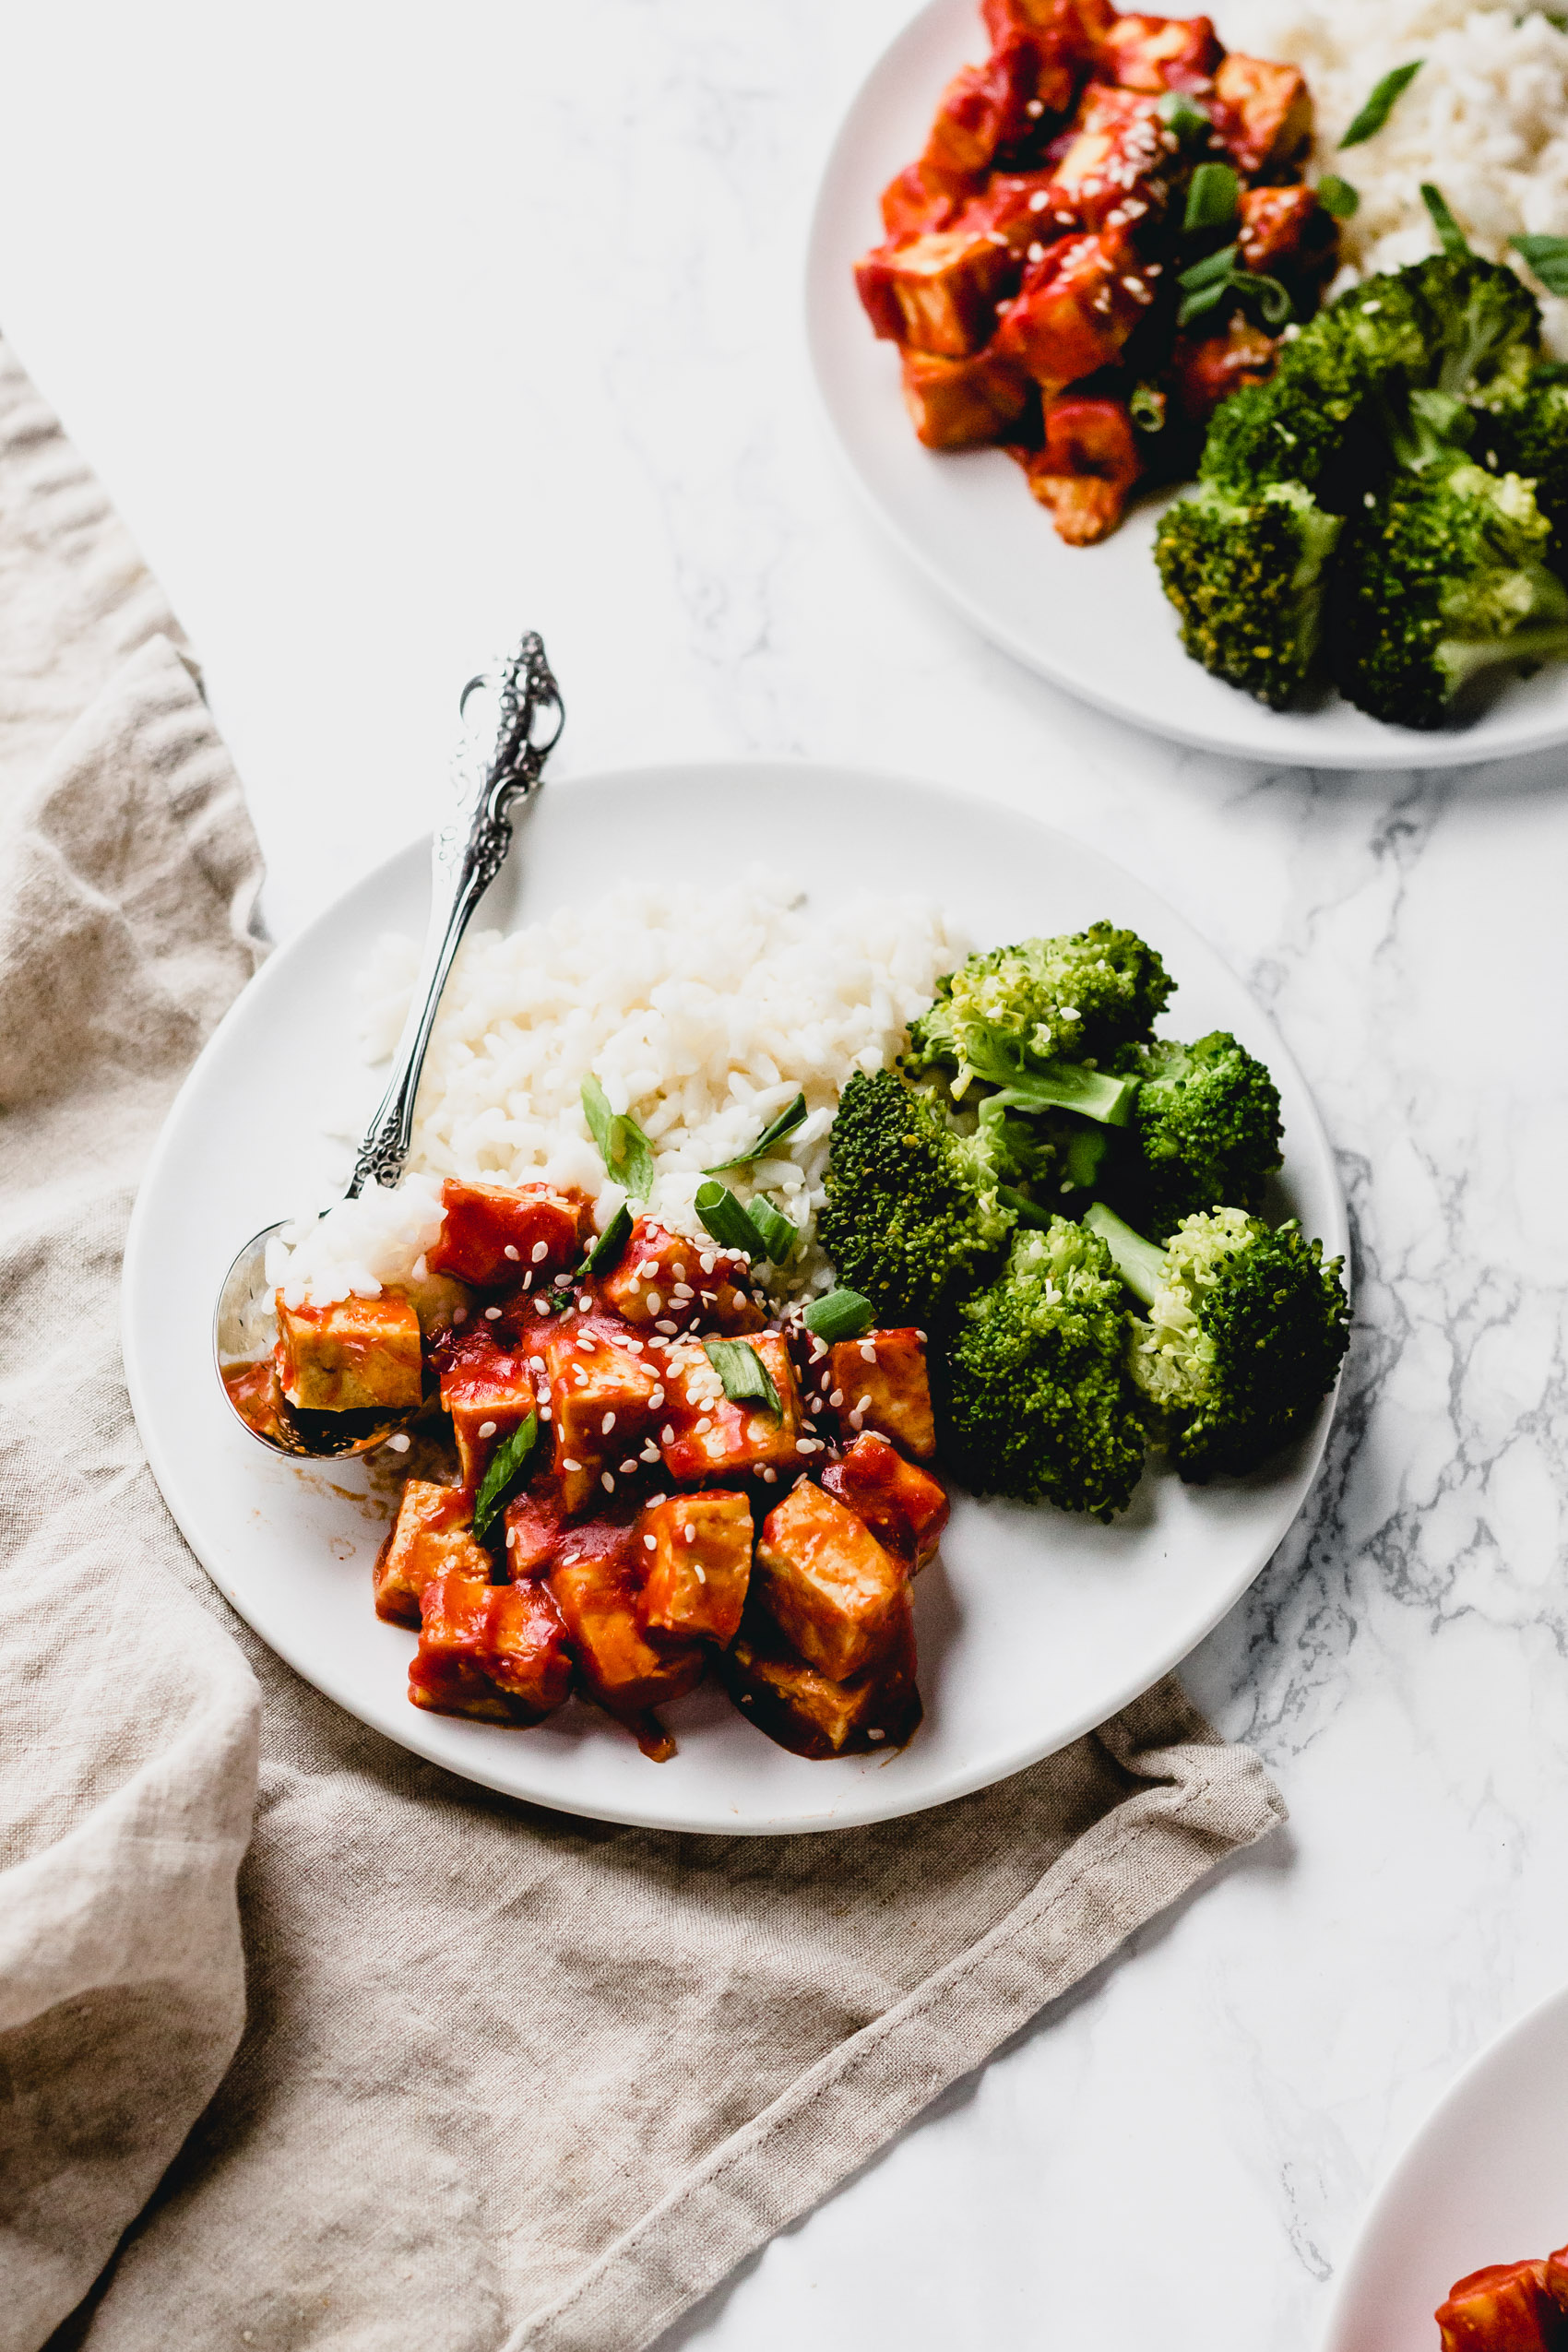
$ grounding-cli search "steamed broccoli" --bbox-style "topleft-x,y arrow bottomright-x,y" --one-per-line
818,1067 -> 1015,1327
1086,1201 -> 1349,1481
1474,362 -> 1568,571
907,923 -> 1173,1079
1106,1032 -> 1284,1232
1155,479 -> 1343,708
940,1219 -> 1146,1518
1330,457 -> 1568,729
1415,251 -> 1541,405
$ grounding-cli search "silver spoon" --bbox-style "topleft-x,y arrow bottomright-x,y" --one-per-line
214,630 -> 564,1458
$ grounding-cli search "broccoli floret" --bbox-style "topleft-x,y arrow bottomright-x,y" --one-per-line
1107,1032 -> 1283,1232
818,1068 -> 1015,1327
1330,457 -> 1568,728
1414,252 -> 1541,404
1474,362 -> 1568,571
1087,1202 -> 1349,1481
907,923 -> 1173,1078
1155,479 -> 1342,707
940,1219 -> 1146,1518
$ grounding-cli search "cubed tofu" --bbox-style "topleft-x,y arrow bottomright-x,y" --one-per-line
856,231 -> 1019,358
501,1477 -> 569,1577
409,1568 -> 519,1721
636,1491 -> 754,1647
1041,86 -> 1172,236
437,1328 -> 543,1491
426,1176 -> 588,1290
659,1332 -> 804,1483
829,1327 -> 938,1459
982,0 -> 1112,50
374,1479 -> 492,1625
1013,393 -> 1144,544
923,34 -> 1075,180
821,1433 -> 950,1574
992,232 -> 1146,390
754,1480 -> 909,1683
549,1523 -> 706,1757
1213,53 -> 1312,175
479,1578 -> 574,1719
1436,2264 -> 1559,2352
598,1217 -> 760,1336
1099,12 -> 1220,92
880,157 -> 977,239
277,1291 -> 424,1414
1238,183 -> 1334,279
724,1609 -> 921,1760
901,347 -> 1035,449
222,1354 -> 288,1443
958,168 -> 1071,256
541,1320 -> 662,1513
1169,315 -> 1277,427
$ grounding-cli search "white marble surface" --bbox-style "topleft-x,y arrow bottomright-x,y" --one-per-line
5,5 -> 1567,2346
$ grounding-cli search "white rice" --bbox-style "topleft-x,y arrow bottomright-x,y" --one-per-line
1218,2 -> 1568,355
272,873 -> 967,1309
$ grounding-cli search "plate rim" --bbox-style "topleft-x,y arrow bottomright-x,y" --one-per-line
123,753 -> 1347,1835
803,0 -> 1568,775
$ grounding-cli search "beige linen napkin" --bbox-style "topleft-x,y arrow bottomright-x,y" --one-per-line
0,338 -> 1287,2352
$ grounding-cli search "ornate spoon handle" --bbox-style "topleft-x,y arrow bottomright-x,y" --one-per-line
346,630 -> 564,1198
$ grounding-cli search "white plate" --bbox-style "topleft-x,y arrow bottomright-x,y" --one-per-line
805,0 -> 1568,771
1322,1981 -> 1568,2352
123,761 -> 1345,1835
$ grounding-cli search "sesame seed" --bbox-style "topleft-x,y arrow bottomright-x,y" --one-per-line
521,1272 -> 533,1291
661,1425 -> 675,1445
683,1524 -> 696,1545
656,1319 -> 678,1335
453,1307 -> 469,1325
620,1457 -> 637,1473
540,1408 -> 552,1422
672,1283 -> 694,1301
829,1389 -> 844,1408
995,299 -> 1011,314
1025,97 -> 1043,115
602,1472 -> 615,1491
1027,240 -> 1045,262
810,1339 -> 827,1361
868,1728 -> 886,1742
641,1443 -> 659,1462
601,1412 -> 616,1434
859,1340 -> 876,1362
794,1439 -> 814,1455
648,1385 -> 665,1408
644,1533 -> 658,1550
700,1290 -> 716,1305
695,1417 -> 712,1434
1028,189 -> 1048,211
761,1467 -> 778,1483
553,1272 -> 573,1288
563,1457 -> 582,1472
504,1244 -> 520,1261
699,1253 -> 716,1274
533,1298 -> 550,1315
646,1290 -> 662,1313
576,1337 -> 596,1355
672,1265 -> 687,1282
695,1563 -> 707,1584
649,1491 -> 667,1506
478,1420 -> 497,1439
915,1330 -> 927,1343
507,1526 -> 517,1547
387,1431 -> 410,1453
624,1336 -> 645,1353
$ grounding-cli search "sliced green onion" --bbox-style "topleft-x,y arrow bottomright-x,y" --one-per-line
1184,161 -> 1239,235
1315,173 -> 1360,220
704,1338 -> 780,1416
802,1288 -> 874,1343
745,1196 -> 798,1265
703,1091 -> 807,1172
1339,60 -> 1422,149
472,1412 -> 542,1557
1513,233 -> 1568,297
998,1183 -> 1053,1230
585,1201 -> 634,1278
1420,184 -> 1469,259
1129,381 -> 1167,434
580,1075 -> 655,1203
694,1180 -> 766,1259
1229,269 -> 1292,327
1178,241 -> 1240,293
1156,89 -> 1210,142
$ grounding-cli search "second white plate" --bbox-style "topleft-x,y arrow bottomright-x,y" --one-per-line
805,0 -> 1568,770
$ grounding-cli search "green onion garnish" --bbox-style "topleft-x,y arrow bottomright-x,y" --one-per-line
695,1180 -> 766,1259
704,1338 -> 780,1416
585,1201 -> 634,1278
1420,184 -> 1469,259
1178,241 -> 1239,293
472,1412 -> 542,1558
802,1288 -> 874,1344
1184,161 -> 1238,235
703,1091 -> 807,1173
1156,89 -> 1210,142
581,1075 -> 655,1203
745,1196 -> 797,1265
1339,60 -> 1422,150
1316,174 -> 1360,220
1513,233 -> 1568,296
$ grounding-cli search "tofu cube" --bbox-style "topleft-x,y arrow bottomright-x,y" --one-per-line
880,157 -> 977,240
501,1477 -> 569,1577
993,232 -> 1146,391
541,1320 -> 662,1512
374,1479 -> 491,1625
1015,393 -> 1144,545
598,1217 -> 760,1335
659,1332 -> 803,1482
981,0 -> 1112,50
1039,87 -> 1170,236
277,1291 -> 423,1414
437,1328 -> 542,1491
549,1524 -> 706,1756
754,1481 -> 909,1683
830,1327 -> 937,1459
478,1578 -> 574,1719
821,1433 -> 950,1573
1099,12 -> 1220,93
409,1569 -> 518,1721
222,1355 -> 288,1443
901,348 -> 1034,450
1238,183 -> 1334,279
724,1609 -> 921,1760
426,1176 -> 588,1290
958,168 -> 1069,257
1170,315 -> 1277,428
856,231 -> 1019,358
922,34 -> 1075,181
637,1491 -> 754,1647
1436,2263 -> 1559,2352
1213,53 -> 1312,175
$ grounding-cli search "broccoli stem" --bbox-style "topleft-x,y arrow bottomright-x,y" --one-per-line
983,1065 -> 1137,1128
1438,625 -> 1568,695
1084,1201 -> 1167,1308
998,1184 -> 1054,1230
